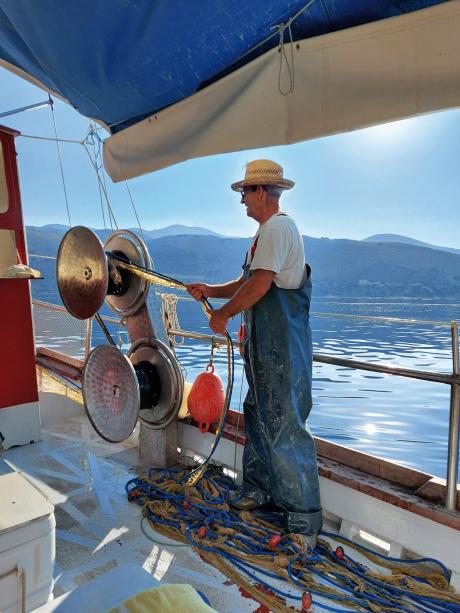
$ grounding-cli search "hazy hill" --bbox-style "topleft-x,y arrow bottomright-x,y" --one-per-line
363,234 -> 460,256
27,226 -> 66,256
38,224 -> 222,240
142,225 -> 223,238
308,237 -> 460,297
26,226 -> 460,300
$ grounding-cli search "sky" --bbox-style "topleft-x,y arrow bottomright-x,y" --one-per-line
1,66 -> 460,248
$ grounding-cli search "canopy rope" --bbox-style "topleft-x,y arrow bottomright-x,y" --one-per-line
235,0 -> 316,66
277,20 -> 295,95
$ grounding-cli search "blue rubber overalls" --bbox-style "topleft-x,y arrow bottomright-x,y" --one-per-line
241,242 -> 322,536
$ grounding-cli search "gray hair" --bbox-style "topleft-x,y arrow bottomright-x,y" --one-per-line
264,185 -> 283,199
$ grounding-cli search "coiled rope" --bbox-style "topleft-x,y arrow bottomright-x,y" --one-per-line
126,466 -> 460,613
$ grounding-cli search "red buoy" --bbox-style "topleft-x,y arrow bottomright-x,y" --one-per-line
182,499 -> 191,510
335,546 -> 345,560
197,526 -> 206,538
188,363 -> 225,432
301,591 -> 313,611
269,534 -> 282,548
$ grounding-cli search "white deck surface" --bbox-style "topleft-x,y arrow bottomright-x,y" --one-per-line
3,384 -> 353,612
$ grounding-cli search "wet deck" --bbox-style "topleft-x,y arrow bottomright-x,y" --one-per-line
4,377 -> 352,612
4,405 -> 260,611
4,371 -> 458,612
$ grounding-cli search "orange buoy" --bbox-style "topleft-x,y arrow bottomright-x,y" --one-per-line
187,363 -> 225,432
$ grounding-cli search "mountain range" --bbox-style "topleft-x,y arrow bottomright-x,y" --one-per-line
27,225 -> 460,300
363,234 -> 460,256
38,224 -> 223,239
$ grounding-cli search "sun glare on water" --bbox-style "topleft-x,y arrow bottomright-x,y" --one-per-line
363,423 -> 377,436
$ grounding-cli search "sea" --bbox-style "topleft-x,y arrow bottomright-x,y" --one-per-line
33,292 -> 459,479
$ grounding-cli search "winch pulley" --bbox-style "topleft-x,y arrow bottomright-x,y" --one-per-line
57,226 -> 183,440
56,226 -> 152,320
56,225 -> 234,482
128,337 -> 183,429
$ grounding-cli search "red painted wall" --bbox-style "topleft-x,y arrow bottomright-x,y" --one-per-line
0,125 -> 39,409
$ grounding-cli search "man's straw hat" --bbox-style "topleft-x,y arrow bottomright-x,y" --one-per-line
231,159 -> 295,192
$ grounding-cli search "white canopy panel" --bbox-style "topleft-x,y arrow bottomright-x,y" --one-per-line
104,2 -> 460,182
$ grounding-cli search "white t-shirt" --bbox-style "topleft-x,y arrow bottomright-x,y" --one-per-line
247,213 -> 306,289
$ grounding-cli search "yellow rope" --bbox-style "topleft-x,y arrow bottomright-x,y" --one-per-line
160,293 -> 184,345
130,469 -> 459,612
322,536 -> 453,593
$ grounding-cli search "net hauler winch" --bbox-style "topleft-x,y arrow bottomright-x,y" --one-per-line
56,225 -> 183,466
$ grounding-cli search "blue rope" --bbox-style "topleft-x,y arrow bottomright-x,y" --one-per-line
126,468 -> 458,613
318,545 -> 458,612
321,529 -> 451,581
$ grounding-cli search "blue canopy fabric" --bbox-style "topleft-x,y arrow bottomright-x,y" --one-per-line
0,1 -> 447,134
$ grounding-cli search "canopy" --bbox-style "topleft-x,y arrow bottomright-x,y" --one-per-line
1,1 -> 459,180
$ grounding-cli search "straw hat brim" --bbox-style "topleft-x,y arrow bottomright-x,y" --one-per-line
231,177 -> 295,192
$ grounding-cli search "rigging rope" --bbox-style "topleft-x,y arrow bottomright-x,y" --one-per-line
18,134 -> 82,144
85,124 -> 109,234
82,142 -> 118,229
81,123 -> 118,232
124,180 -> 147,245
48,96 -> 72,227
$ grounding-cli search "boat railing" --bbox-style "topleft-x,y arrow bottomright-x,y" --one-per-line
31,298 -> 459,512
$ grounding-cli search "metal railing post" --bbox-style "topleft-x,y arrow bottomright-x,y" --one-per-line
445,321 -> 459,511
85,317 -> 92,358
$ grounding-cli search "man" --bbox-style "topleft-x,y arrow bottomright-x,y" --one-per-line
187,160 -> 322,547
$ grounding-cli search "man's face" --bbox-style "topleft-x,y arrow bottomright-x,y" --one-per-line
241,186 -> 265,222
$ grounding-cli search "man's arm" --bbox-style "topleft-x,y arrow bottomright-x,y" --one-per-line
209,269 -> 275,334
187,275 -> 245,301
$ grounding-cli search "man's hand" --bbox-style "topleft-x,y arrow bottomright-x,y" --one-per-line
209,308 -> 229,335
187,283 -> 211,301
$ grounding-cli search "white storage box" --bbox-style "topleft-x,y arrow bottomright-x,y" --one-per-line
0,460 -> 55,613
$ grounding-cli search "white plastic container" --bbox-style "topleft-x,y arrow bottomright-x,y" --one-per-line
0,461 -> 55,613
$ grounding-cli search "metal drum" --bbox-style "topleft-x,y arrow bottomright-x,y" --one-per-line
128,337 -> 183,429
56,226 -> 108,319
82,345 -> 140,442
104,230 -> 151,317
56,227 -> 152,319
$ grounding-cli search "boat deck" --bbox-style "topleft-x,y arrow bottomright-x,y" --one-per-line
3,370 -> 459,612
3,376 -> 358,613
